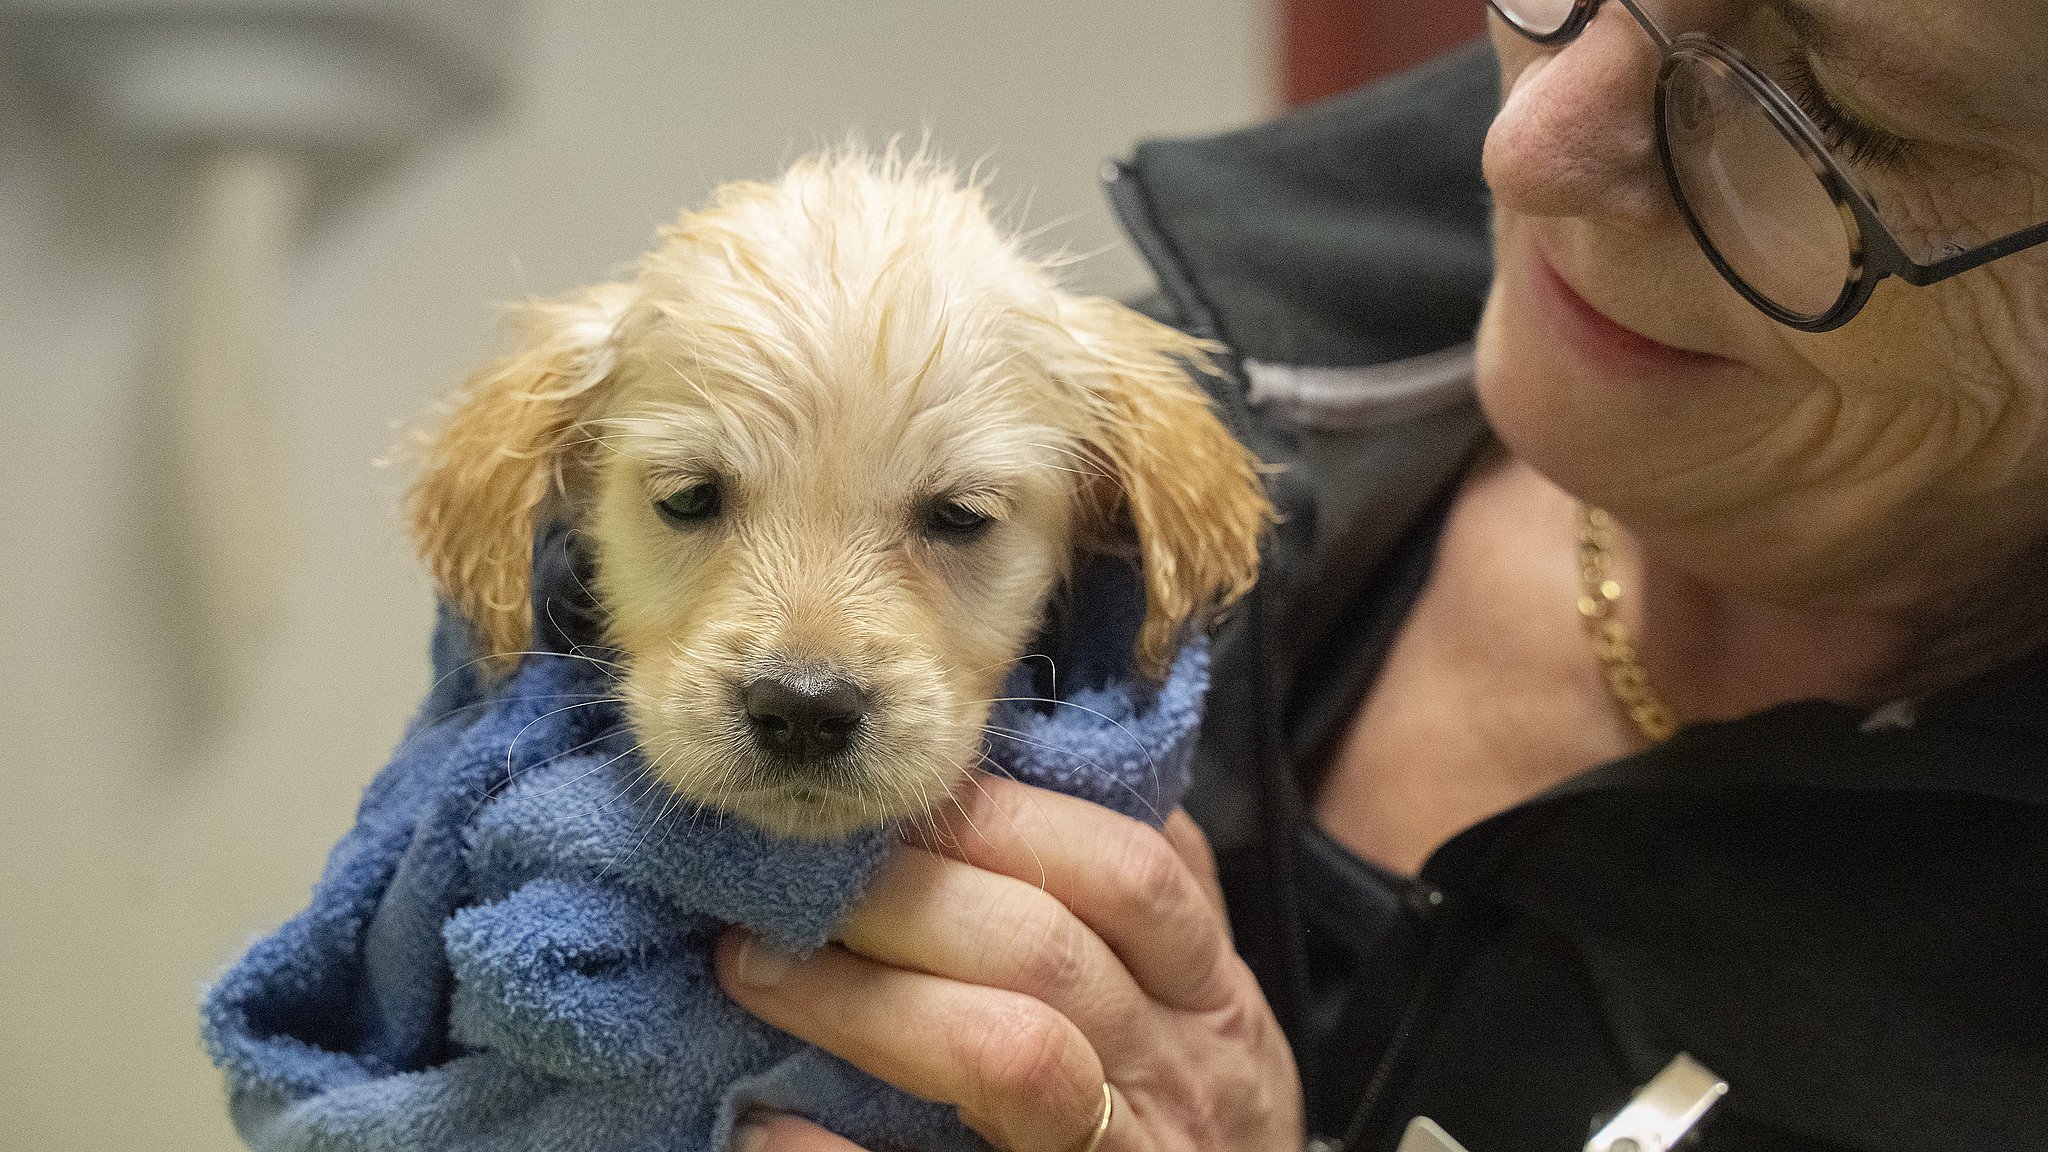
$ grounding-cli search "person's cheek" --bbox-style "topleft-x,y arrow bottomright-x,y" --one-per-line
1839,272 -> 2048,483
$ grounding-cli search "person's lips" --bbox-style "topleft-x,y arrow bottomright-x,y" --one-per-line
1530,245 -> 1726,376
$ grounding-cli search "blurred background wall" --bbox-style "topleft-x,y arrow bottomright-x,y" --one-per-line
0,2 -> 1483,1148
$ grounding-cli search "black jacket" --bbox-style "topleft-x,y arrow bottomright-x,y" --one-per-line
1103,42 -> 2048,1152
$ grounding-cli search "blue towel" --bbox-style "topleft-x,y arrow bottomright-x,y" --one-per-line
202,523 -> 1206,1152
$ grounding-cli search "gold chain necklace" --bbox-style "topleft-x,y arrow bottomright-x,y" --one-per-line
1576,506 -> 1678,743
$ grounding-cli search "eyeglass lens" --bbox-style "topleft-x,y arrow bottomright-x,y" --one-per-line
1662,51 -> 1852,320
1491,0 -> 1858,323
1496,0 -> 1577,37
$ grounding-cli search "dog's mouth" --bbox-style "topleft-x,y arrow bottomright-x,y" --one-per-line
710,775 -> 924,841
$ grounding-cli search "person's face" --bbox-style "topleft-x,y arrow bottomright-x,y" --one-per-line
1476,0 -> 2048,597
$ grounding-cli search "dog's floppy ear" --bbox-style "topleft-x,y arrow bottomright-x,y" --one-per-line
406,283 -> 629,673
1056,295 -> 1273,681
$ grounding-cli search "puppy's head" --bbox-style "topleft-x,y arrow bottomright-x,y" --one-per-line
408,152 -> 1270,838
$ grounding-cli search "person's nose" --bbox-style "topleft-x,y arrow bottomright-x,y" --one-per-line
1483,6 -> 1671,228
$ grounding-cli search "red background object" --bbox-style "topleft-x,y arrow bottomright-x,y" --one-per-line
1283,0 -> 1489,106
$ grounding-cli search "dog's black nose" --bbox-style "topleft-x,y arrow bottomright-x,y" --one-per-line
741,676 -> 869,762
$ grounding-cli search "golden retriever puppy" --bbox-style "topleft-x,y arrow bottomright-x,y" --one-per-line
405,151 -> 1270,839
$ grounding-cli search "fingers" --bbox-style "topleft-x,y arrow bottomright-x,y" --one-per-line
911,775 -> 1235,1012
730,1106 -> 1130,1152
836,847 -> 1149,1054
1162,810 -> 1227,922
732,1114 -> 865,1152
717,934 -> 1110,1152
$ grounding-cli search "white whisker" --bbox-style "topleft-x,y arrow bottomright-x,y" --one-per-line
975,696 -> 1159,784
503,698 -> 624,788
983,725 -> 1164,827
960,757 -> 1049,892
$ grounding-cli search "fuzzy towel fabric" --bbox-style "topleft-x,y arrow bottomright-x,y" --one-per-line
201,523 -> 1207,1152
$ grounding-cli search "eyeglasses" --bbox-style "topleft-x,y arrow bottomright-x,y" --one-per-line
1489,0 -> 2048,332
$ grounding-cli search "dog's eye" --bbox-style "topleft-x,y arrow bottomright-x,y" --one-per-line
924,498 -> 993,540
655,481 -> 722,526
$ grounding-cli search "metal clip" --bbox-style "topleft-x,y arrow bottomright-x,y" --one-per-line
1584,1054 -> 1729,1152
1394,1116 -> 1468,1152
1385,1053 -> 1726,1152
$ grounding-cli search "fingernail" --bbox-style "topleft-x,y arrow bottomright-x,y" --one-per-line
732,933 -> 799,988
732,1118 -> 771,1152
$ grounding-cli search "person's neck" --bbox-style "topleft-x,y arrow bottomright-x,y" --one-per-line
1606,509 -> 2048,725
1630,555 -> 1913,722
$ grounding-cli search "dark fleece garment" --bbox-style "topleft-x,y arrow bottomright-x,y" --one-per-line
1103,40 -> 2048,1152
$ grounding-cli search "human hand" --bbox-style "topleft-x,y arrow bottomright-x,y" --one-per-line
714,774 -> 1303,1152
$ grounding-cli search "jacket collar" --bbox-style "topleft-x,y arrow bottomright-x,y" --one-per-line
1109,42 -> 1499,371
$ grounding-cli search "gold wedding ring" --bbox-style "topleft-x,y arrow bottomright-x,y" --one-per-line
1074,1083 -> 1114,1152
